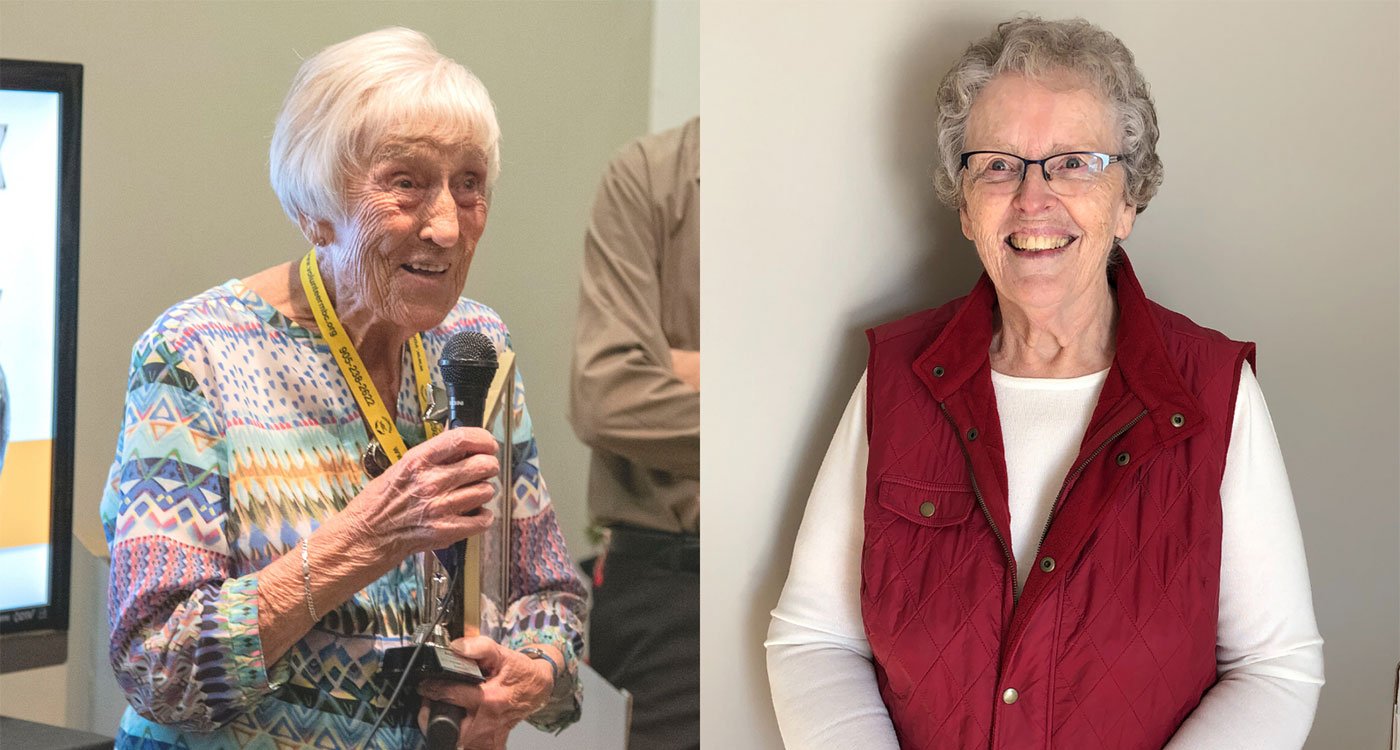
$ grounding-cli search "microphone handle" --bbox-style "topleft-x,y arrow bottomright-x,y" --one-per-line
426,701 -> 465,749
446,376 -> 489,431
435,373 -> 494,633
430,379 -> 489,572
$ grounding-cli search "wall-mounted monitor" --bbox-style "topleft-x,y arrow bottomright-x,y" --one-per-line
0,58 -> 82,671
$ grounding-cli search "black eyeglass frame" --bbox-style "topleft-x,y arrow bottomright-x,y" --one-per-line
959,150 -> 1123,184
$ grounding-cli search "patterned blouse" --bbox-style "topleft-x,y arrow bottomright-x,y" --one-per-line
100,280 -> 586,749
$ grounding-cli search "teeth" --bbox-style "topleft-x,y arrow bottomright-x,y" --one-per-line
406,263 -> 447,273
1009,235 -> 1072,251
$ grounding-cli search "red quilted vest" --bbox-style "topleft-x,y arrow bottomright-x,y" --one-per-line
861,252 -> 1254,749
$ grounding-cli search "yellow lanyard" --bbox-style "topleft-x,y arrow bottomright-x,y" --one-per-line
299,249 -> 441,465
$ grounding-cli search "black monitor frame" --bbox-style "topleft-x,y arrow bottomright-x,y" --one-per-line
0,58 -> 82,667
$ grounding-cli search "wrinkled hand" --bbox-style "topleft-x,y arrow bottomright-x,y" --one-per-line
340,427 -> 498,566
416,636 -> 556,750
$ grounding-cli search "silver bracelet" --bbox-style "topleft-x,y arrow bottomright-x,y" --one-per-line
300,537 -> 318,621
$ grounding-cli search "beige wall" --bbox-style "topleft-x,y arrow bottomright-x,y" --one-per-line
701,2 -> 1398,749
0,0 -> 655,734
650,0 -> 700,133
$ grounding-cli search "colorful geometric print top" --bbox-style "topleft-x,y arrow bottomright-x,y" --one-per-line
100,280 -> 586,749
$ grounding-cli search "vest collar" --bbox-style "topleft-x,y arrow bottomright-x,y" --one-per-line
912,249 -> 1206,431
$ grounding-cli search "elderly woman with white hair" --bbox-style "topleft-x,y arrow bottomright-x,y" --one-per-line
767,16 -> 1324,750
100,28 -> 584,749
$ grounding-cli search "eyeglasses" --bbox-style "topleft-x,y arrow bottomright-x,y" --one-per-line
959,151 -> 1122,196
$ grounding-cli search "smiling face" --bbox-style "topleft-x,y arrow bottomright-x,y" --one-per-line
959,72 -> 1136,317
319,130 -> 491,335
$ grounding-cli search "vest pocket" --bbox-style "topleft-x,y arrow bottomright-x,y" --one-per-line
876,474 -> 975,528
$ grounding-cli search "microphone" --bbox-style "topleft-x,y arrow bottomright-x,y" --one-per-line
441,330 -> 498,431
427,330 -> 498,750
429,331 -> 499,573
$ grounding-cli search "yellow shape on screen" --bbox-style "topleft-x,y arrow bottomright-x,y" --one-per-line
0,440 -> 53,549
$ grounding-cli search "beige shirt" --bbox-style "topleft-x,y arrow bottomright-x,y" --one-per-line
569,117 -> 699,535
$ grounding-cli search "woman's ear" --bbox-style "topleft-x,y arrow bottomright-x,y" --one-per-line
297,215 -> 334,247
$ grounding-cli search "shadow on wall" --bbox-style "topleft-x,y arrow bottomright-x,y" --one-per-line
746,7 -> 989,716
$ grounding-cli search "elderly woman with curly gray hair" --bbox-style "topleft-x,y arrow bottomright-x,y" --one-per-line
100,28 -> 585,750
767,16 -> 1323,750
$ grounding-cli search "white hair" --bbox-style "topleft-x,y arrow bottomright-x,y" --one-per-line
269,27 -> 501,227
934,16 -> 1164,214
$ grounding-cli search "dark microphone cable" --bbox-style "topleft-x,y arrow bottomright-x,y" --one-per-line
363,560 -> 460,747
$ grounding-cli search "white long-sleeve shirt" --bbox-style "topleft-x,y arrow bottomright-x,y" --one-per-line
766,364 -> 1324,749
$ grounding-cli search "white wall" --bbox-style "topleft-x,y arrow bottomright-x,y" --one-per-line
0,0 -> 656,735
701,3 -> 1398,749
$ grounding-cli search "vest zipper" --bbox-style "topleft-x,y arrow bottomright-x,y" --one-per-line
938,402 -> 1017,602
1032,408 -> 1149,566
940,401 -> 1018,749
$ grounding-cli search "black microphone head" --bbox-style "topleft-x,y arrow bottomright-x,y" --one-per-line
440,331 -> 498,429
441,330 -> 497,369
440,331 -> 498,386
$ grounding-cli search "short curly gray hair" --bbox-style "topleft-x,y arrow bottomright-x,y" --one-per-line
933,16 -> 1163,214
269,27 -> 501,228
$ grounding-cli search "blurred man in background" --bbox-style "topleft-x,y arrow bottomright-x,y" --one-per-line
569,117 -> 699,750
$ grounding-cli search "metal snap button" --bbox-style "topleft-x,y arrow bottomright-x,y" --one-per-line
1040,556 -> 1055,573
1002,688 -> 1019,704
1171,413 -> 1185,428
919,501 -> 936,518
932,366 -> 946,377
1116,451 -> 1130,466
966,427 -> 978,441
